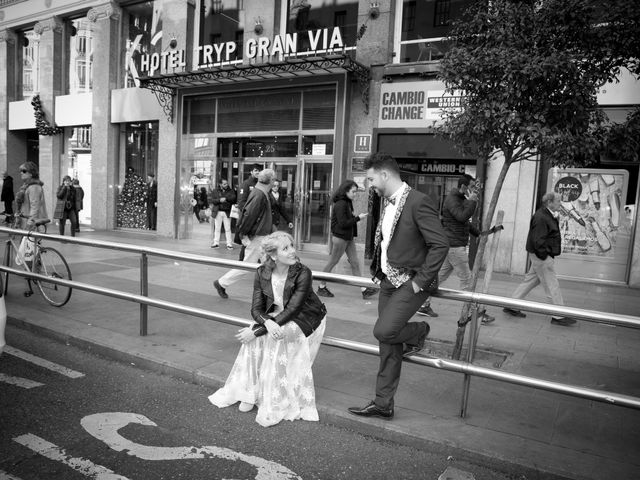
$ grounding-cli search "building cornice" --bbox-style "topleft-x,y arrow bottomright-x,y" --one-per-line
0,28 -> 17,44
34,16 -> 63,35
87,1 -> 121,23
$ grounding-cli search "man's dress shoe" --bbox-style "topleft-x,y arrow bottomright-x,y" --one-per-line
348,401 -> 394,419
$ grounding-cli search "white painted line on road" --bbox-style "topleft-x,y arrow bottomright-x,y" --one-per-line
0,373 -> 44,389
0,469 -> 24,479
12,434 -> 129,480
4,346 -> 85,378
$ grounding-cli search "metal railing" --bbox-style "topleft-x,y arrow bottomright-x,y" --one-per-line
2,227 -> 640,417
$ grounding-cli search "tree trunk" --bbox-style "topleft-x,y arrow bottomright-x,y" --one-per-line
451,151 -> 513,360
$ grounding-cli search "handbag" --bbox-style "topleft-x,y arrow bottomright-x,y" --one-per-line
230,204 -> 240,219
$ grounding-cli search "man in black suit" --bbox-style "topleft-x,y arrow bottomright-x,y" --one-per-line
348,153 -> 449,420
1,171 -> 14,222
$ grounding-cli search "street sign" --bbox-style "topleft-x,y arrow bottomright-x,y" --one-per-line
354,134 -> 371,153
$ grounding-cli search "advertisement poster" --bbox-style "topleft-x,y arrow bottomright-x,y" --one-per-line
547,168 -> 631,282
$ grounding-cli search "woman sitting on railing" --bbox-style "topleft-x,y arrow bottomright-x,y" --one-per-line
208,231 -> 327,427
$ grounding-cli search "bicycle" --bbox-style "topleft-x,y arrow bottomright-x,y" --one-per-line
0,214 -> 72,307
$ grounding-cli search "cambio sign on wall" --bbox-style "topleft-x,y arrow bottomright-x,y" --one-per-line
378,81 -> 462,128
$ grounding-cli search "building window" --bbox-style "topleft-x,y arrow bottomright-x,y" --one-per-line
287,0 -> 358,50
395,0 -> 474,63
123,0 -> 163,87
198,0 -> 243,66
22,30 -> 40,99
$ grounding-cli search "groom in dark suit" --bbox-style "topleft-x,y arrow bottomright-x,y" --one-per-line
348,153 -> 449,420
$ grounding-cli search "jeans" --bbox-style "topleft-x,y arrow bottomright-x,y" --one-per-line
218,235 -> 264,289
511,253 -> 564,306
211,211 -> 232,245
321,236 -> 362,280
59,209 -> 78,237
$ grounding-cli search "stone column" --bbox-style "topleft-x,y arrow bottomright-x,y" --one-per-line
33,17 -> 64,217
88,1 -> 121,230
0,30 -> 25,177
158,0 -> 195,238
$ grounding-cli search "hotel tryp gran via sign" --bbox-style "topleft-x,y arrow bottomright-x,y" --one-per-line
136,27 -> 351,78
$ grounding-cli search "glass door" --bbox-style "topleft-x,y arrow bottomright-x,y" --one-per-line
296,158 -> 333,252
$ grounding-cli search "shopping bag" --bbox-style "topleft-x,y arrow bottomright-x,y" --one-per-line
15,236 -> 36,266
230,204 -> 240,219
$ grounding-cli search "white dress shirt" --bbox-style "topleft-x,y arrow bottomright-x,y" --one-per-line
381,182 -> 408,275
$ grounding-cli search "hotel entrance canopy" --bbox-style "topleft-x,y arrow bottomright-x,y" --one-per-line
138,54 -> 371,122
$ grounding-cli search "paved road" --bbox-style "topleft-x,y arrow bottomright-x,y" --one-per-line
0,325 -> 564,480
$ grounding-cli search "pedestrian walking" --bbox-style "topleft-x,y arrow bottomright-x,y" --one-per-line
1,170 -> 14,223
235,164 -> 261,261
347,153 -> 449,420
269,179 -> 293,231
72,179 -> 84,232
316,179 -> 378,300
146,174 -> 157,230
416,174 -> 499,323
210,178 -> 237,249
213,169 -> 275,299
53,175 -> 78,236
208,231 -> 327,427
503,192 -> 576,326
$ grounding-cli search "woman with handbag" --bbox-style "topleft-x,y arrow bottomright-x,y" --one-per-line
54,175 -> 78,236
208,231 -> 327,427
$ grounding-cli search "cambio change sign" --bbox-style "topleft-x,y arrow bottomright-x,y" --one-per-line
378,82 -> 462,128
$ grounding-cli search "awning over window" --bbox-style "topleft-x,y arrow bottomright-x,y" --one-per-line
138,54 -> 371,122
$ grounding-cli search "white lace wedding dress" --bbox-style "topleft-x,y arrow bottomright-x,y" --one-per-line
208,275 -> 326,427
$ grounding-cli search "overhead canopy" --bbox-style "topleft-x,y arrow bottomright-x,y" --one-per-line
138,54 -> 371,122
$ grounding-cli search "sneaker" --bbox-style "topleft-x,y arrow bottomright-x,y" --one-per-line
362,287 -> 379,299
503,307 -> 526,318
403,321 -> 430,357
238,402 -> 254,412
226,244 -> 234,250
317,286 -> 334,297
416,305 -> 439,317
210,244 -> 219,249
550,317 -> 576,326
213,279 -> 228,299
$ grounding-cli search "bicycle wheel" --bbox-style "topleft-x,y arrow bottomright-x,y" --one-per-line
33,247 -> 72,307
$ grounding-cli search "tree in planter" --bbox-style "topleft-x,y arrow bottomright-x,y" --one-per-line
437,0 -> 640,358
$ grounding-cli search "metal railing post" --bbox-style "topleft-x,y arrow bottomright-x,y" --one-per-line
3,240 -> 11,295
140,253 -> 148,336
460,302 -> 479,418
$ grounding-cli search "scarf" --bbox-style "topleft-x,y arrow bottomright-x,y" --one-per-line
15,178 -> 44,212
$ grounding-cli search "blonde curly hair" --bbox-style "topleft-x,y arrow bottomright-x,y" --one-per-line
260,231 -> 296,270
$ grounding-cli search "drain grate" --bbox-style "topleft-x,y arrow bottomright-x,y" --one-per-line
420,339 -> 511,369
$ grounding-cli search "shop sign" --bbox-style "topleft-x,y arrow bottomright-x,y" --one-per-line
379,82 -> 463,128
397,161 -> 467,174
137,27 -> 350,77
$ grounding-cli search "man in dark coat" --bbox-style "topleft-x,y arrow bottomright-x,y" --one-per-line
210,178 -> 237,249
348,153 -> 449,420
1,171 -> 14,222
146,174 -> 157,230
235,163 -> 261,260
504,192 -> 575,326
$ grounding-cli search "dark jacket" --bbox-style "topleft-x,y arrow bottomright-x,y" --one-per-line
237,176 -> 258,210
146,181 -> 157,207
440,188 -> 480,247
269,189 -> 291,227
74,185 -> 85,211
526,207 -> 561,260
53,184 -> 76,219
1,175 -> 14,202
251,262 -> 326,338
371,189 -> 449,291
236,187 -> 272,239
331,197 -> 360,241
210,186 -> 236,215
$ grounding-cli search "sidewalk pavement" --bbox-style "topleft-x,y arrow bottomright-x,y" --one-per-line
3,225 -> 640,480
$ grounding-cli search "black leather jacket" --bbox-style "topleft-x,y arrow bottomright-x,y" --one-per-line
251,262 -> 326,337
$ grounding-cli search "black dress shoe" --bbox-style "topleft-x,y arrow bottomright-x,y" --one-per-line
213,280 -> 228,299
403,321 -> 430,357
503,307 -> 526,318
550,317 -> 576,326
348,401 -> 394,419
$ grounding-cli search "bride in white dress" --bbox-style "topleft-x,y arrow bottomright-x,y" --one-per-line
209,231 -> 327,427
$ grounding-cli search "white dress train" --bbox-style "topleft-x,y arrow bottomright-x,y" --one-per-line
209,276 -> 326,427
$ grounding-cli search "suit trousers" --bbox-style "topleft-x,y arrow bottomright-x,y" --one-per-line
373,277 -> 431,409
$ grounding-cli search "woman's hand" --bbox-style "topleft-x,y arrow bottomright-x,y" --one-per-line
264,319 -> 284,341
235,327 -> 256,344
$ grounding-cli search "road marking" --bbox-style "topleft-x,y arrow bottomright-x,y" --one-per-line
0,373 -> 44,389
4,346 -> 85,378
0,469 -> 24,479
82,412 -> 302,480
13,433 -> 129,480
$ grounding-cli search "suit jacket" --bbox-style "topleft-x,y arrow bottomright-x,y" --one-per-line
371,189 -> 449,291
1,175 -> 14,202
